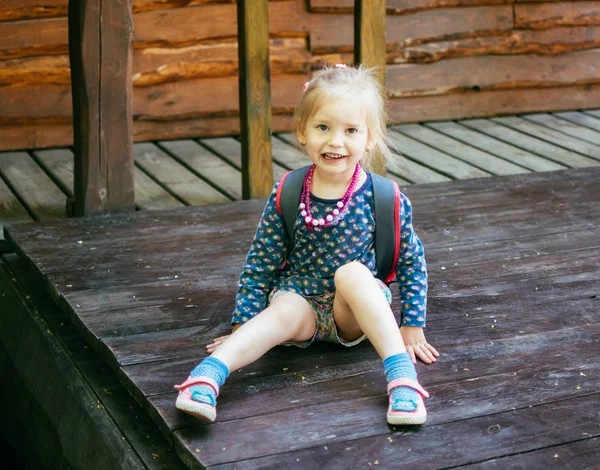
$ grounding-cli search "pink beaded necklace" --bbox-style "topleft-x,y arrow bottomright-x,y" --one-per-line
299,163 -> 362,228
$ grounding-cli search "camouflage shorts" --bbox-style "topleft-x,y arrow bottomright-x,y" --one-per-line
268,278 -> 392,348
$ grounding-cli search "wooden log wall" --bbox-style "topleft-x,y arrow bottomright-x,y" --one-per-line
1,0 -> 600,151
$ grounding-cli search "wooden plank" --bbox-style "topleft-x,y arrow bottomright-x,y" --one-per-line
459,119 -> 600,168
0,175 -> 33,249
354,0 -> 387,175
379,148 -> 451,184
237,0 -> 273,199
68,0 -> 135,216
460,437 -> 600,469
387,49 -> 600,97
133,166 -> 185,211
158,140 -> 241,200
585,109 -> 600,119
515,1 -> 600,29
33,147 -> 184,211
390,27 -> 600,64
392,123 -> 528,176
31,148 -> 74,196
310,5 -> 513,53
522,113 -> 600,146
0,176 -> 33,227
389,128 -> 490,179
310,0 -> 514,14
200,137 -> 290,180
492,116 -> 600,162
425,121 -> 567,172
134,142 -> 228,206
388,85 -> 600,124
555,110 -> 600,132
202,393 -> 600,468
0,0 -> 68,21
0,151 -> 66,221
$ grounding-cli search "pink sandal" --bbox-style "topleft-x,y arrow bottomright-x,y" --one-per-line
387,378 -> 430,425
174,376 -> 219,423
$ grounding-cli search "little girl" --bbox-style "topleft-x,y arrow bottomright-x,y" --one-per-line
174,64 -> 439,425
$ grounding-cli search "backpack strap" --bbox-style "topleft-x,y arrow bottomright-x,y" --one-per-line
371,173 -> 402,284
276,165 -> 311,246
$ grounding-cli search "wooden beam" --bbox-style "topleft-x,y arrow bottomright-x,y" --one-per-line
354,0 -> 387,176
237,0 -> 274,200
68,0 -> 135,216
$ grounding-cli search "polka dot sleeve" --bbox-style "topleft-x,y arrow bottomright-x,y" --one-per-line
396,193 -> 428,327
231,180 -> 288,324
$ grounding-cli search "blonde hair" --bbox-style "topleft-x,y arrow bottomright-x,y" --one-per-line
294,64 -> 392,173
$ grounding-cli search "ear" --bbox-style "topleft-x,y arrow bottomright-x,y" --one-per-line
366,136 -> 375,152
298,132 -> 306,146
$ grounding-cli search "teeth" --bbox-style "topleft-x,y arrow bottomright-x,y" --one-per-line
324,153 -> 345,159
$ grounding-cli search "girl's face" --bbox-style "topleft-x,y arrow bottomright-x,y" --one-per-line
300,97 -> 373,181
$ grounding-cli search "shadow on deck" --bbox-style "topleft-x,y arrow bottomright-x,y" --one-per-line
2,165 -> 600,468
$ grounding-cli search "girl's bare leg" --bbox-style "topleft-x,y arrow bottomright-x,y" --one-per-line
332,261 -> 406,359
211,292 -> 316,371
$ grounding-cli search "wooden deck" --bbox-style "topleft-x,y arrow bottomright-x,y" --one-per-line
3,157 -> 600,466
2,110 -> 600,252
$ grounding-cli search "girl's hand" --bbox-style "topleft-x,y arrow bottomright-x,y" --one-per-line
400,326 -> 440,364
206,323 -> 243,354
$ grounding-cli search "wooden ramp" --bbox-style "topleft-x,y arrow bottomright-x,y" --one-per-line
4,167 -> 600,469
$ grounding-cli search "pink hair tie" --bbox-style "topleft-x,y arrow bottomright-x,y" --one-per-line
303,81 -> 310,92
335,63 -> 347,68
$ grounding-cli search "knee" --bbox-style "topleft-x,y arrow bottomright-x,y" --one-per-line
267,295 -> 311,331
334,261 -> 373,289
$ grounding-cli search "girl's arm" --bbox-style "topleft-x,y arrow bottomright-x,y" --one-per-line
231,180 -> 288,325
396,193 -> 439,364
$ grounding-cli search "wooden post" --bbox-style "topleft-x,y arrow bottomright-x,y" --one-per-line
68,0 -> 135,216
355,0 -> 387,176
237,0 -> 274,200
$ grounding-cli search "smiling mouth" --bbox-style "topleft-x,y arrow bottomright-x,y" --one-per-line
323,153 -> 347,160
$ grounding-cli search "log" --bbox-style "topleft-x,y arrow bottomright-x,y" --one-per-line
0,38 -> 310,88
68,0 -> 135,215
0,114 -> 295,152
386,49 -> 600,97
516,2 -> 600,29
0,1 -> 308,61
390,26 -> 600,63
310,0 -> 511,14
387,84 -> 600,124
237,0 -> 273,199
355,0 -> 387,175
0,74 -> 303,120
310,0 -> 594,15
310,5 -> 513,53
0,0 -> 243,22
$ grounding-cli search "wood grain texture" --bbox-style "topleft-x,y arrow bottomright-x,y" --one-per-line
311,5 -> 513,53
68,0 -> 135,216
515,1 -> 600,29
387,49 -> 600,97
390,27 -> 600,64
388,85 -> 600,124
355,0 -> 387,175
460,117 -> 600,168
5,167 -> 599,468
237,0 -> 274,199
0,151 -> 66,221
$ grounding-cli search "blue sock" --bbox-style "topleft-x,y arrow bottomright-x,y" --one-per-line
383,353 -> 420,412
189,356 -> 229,406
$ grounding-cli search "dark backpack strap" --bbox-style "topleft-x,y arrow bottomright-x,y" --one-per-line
371,173 -> 402,283
276,165 -> 311,246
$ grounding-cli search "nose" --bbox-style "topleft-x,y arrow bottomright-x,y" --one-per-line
329,130 -> 344,147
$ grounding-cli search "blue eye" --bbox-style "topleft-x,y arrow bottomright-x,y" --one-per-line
318,124 -> 328,131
